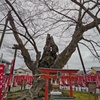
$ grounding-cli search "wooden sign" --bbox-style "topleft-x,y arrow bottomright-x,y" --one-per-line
88,82 -> 96,100
88,82 -> 96,92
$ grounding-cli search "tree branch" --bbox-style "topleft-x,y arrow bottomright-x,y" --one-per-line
7,11 -> 33,70
5,0 -> 39,54
71,0 -> 96,19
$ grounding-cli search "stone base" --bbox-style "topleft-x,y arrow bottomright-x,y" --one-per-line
50,91 -> 62,95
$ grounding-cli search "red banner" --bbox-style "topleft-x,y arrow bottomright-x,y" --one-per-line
0,64 -> 4,100
4,75 -> 33,87
13,75 -> 33,86
59,73 -> 100,88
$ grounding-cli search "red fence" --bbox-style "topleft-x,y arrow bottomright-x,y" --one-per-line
2,73 -> 100,89
3,75 -> 33,88
60,73 -> 100,88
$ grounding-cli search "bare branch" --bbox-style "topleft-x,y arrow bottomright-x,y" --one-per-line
5,0 -> 39,54
71,0 -> 96,19
96,25 -> 100,34
82,37 -> 100,58
7,11 -> 33,70
79,42 -> 100,61
42,0 -> 77,23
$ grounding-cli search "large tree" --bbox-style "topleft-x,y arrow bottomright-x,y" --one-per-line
0,0 -> 100,99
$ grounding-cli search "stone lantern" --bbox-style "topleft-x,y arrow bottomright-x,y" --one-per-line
50,79 -> 62,100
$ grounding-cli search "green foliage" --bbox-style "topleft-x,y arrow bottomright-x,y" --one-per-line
39,56 -> 54,67
38,89 -> 44,97
60,90 -> 69,97
61,90 -> 99,100
7,89 -> 99,100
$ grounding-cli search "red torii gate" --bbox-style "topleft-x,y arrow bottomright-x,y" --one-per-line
40,68 -> 79,100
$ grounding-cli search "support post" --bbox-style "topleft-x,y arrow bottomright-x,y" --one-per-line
0,19 -> 8,49
77,44 -> 86,74
69,75 -> 73,97
44,78 -> 49,100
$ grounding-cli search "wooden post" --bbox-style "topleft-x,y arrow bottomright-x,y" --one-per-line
0,18 -> 8,49
88,82 -> 96,100
88,89 -> 90,100
69,74 -> 73,97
